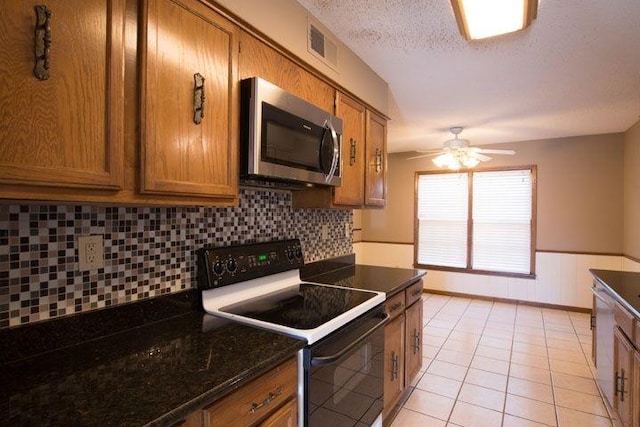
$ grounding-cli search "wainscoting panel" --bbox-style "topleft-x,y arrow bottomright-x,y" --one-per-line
355,242 -> 623,308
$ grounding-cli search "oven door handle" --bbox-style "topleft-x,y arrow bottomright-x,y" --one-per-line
310,312 -> 389,367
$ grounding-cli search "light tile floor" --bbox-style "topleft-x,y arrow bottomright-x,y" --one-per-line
390,293 -> 614,427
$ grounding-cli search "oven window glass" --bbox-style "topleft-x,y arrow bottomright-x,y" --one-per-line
308,325 -> 384,426
261,103 -> 325,172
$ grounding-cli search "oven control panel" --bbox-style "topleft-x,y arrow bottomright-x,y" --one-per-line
197,239 -> 304,289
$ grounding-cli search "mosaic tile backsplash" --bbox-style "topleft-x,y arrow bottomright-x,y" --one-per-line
0,189 -> 352,329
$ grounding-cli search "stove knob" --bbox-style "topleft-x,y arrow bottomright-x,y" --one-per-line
294,247 -> 303,259
212,261 -> 224,276
227,258 -> 238,273
286,250 -> 294,261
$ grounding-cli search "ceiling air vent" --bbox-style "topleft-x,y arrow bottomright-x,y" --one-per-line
308,19 -> 337,70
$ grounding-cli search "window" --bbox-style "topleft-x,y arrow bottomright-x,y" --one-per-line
415,167 -> 536,277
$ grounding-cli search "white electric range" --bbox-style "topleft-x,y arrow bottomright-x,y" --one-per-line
197,239 -> 387,427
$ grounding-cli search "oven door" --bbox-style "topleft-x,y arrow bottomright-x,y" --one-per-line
302,305 -> 387,427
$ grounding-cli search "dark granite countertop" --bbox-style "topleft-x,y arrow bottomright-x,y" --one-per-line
303,263 -> 427,297
0,257 -> 425,426
590,269 -> 640,318
0,290 -> 304,427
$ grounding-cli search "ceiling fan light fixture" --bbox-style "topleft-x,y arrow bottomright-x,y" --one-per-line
462,155 -> 480,168
450,0 -> 538,40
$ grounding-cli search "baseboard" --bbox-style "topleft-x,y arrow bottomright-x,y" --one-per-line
424,289 -> 591,314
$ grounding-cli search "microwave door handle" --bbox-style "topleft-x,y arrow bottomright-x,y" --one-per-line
324,120 -> 339,183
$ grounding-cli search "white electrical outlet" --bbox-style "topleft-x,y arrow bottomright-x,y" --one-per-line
321,224 -> 329,241
78,235 -> 104,271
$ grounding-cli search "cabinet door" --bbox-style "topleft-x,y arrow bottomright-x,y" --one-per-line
0,0 -> 125,190
239,31 -> 335,113
405,301 -> 423,386
203,358 -> 297,427
364,110 -> 387,206
259,398 -> 297,427
614,327 -> 634,427
383,313 -> 405,420
634,351 -> 640,427
140,0 -> 238,198
591,294 -> 597,367
333,93 -> 365,206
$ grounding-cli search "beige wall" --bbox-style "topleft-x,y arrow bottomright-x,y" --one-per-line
214,0 -> 388,115
362,134 -> 625,254
624,120 -> 640,259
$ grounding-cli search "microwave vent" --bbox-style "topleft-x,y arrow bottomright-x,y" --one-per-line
308,20 -> 337,69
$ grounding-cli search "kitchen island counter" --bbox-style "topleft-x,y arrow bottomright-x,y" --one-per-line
0,290 -> 304,426
590,269 -> 640,318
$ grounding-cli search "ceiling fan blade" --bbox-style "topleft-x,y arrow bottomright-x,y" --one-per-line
406,153 -> 440,160
471,152 -> 492,162
415,149 -> 444,154
475,148 -> 516,155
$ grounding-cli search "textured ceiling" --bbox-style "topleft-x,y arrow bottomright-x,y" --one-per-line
296,0 -> 640,152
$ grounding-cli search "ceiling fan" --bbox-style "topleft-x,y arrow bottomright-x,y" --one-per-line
407,127 -> 515,169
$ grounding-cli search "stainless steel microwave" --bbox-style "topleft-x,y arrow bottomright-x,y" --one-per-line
240,77 -> 343,187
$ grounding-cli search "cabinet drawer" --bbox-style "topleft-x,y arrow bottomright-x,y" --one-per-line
385,292 -> 405,320
614,302 -> 635,342
204,358 -> 297,427
405,280 -> 424,307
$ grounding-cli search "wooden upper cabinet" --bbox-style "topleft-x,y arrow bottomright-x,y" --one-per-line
333,93 -> 365,206
140,0 -> 238,199
238,30 -> 335,113
365,110 -> 387,206
0,0 -> 125,190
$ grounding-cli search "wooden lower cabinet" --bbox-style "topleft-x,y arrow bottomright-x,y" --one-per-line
178,358 -> 297,427
258,398 -> 297,427
383,312 -> 405,420
634,351 -> 640,427
382,280 -> 424,423
613,327 -> 636,427
404,300 -> 423,385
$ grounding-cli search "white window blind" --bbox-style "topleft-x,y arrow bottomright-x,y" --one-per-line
472,169 -> 532,274
417,173 -> 468,268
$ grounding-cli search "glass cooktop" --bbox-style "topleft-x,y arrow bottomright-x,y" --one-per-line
219,283 -> 378,330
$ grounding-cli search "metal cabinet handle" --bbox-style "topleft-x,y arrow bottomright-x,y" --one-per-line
248,386 -> 283,414
413,329 -> 420,354
34,5 -> 52,80
349,139 -> 356,166
617,369 -> 627,402
375,148 -> 382,173
389,302 -> 403,313
390,351 -> 398,381
412,288 -> 422,297
193,73 -> 205,124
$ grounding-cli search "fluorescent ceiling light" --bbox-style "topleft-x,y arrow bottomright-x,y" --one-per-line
451,0 -> 538,40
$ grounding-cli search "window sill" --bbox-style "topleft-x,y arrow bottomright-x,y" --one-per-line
414,263 -> 536,280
